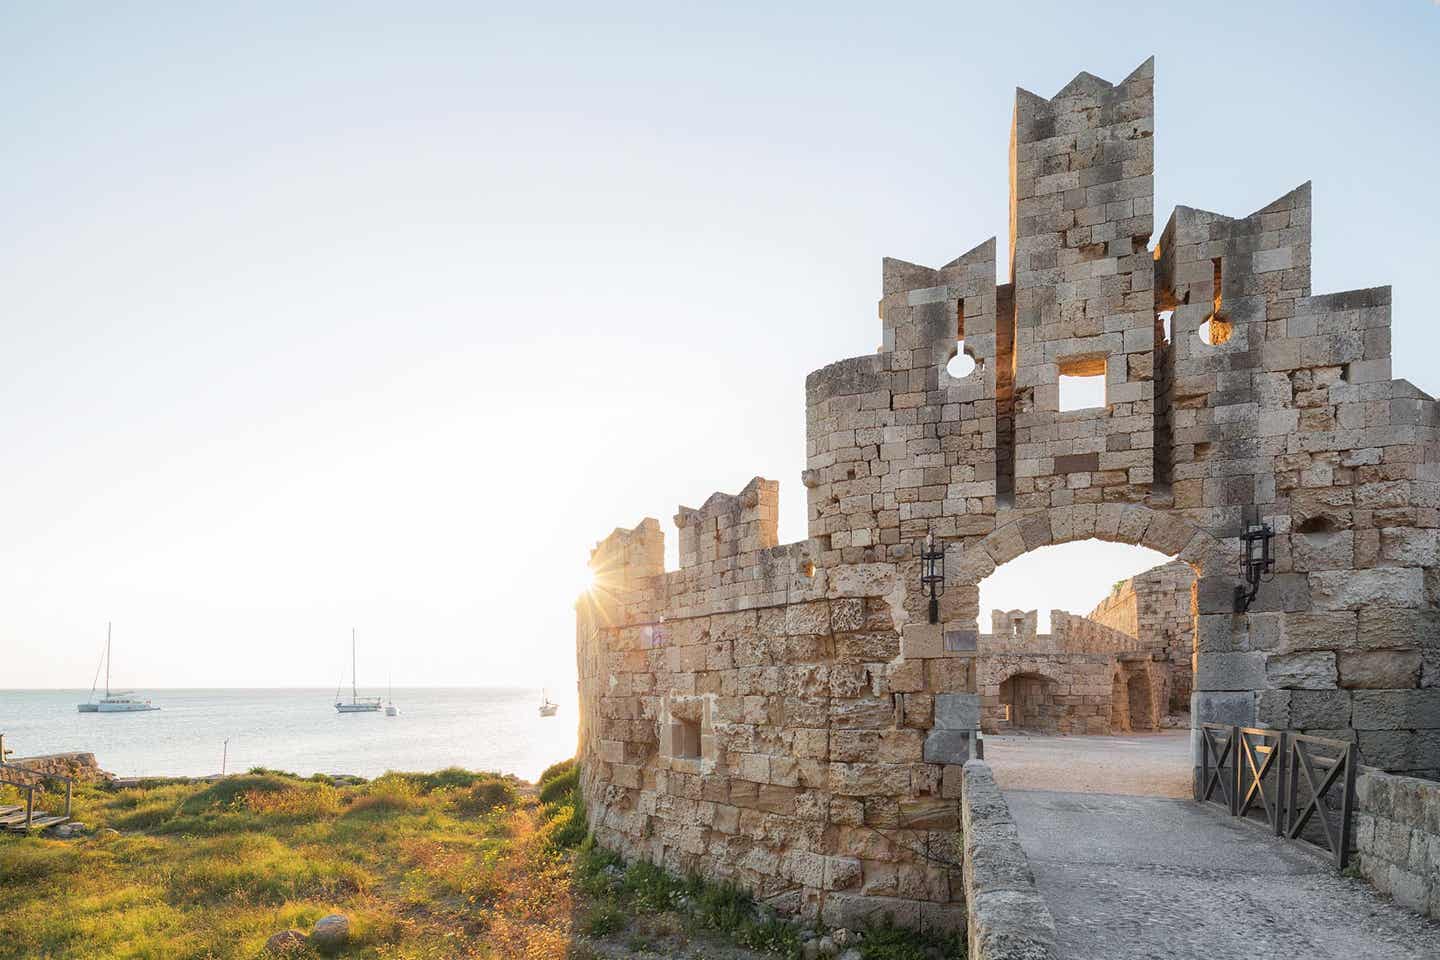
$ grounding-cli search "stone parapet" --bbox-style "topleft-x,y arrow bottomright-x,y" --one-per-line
960,761 -> 1058,960
1354,766 -> 1440,919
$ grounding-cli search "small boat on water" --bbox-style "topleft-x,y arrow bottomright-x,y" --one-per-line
385,677 -> 399,717
538,689 -> 558,717
79,623 -> 160,713
335,629 -> 382,714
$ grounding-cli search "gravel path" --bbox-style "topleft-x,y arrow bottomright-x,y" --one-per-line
983,730 -> 1192,797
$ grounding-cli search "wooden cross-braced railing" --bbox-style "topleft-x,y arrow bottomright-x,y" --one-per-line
1194,724 -> 1357,869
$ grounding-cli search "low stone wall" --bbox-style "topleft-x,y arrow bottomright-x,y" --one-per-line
1354,766 -> 1440,919
959,761 -> 1057,960
5,753 -> 113,783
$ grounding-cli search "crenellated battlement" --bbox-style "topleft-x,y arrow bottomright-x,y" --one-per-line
675,477 -> 779,569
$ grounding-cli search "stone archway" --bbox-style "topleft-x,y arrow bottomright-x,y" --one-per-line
950,503 -> 1222,691
1126,664 -> 1156,731
993,666 -> 1066,733
952,503 -> 1225,751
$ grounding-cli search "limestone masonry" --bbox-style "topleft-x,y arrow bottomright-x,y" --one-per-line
576,58 -> 1439,928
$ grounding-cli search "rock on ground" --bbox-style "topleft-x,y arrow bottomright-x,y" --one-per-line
264,930 -> 308,955
310,914 -> 349,952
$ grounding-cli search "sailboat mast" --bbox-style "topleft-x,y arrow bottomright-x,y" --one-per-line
352,628 -> 357,704
106,621 -> 112,698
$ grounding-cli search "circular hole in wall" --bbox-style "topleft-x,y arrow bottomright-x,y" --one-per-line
946,340 -> 977,378
1198,316 -> 1233,346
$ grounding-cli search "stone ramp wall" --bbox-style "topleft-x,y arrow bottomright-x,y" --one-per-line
4,753 -> 113,783
1354,766 -> 1440,919
960,761 -> 1058,960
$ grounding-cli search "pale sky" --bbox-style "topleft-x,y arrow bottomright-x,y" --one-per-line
3,2 -> 1437,689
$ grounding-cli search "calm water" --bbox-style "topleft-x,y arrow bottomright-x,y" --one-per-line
0,687 -> 578,782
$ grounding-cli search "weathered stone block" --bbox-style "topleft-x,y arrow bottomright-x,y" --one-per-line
1290,689 -> 1352,729
785,601 -> 831,636
831,598 -> 866,633
901,623 -> 943,659
1194,652 -> 1266,691
922,730 -> 970,764
1279,612 -> 1357,653
1338,649 -> 1423,690
1352,690 -> 1440,731
934,693 -> 981,730
1310,568 -> 1426,611
1265,651 -> 1336,690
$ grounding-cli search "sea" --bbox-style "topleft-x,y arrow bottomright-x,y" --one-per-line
0,687 -> 579,782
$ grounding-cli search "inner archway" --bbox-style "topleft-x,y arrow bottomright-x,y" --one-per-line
997,671 -> 1061,732
955,509 -> 1215,799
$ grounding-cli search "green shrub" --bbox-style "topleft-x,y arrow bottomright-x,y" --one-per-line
538,765 -> 579,806
538,757 -> 575,786
691,880 -> 756,933
389,767 -> 495,793
544,791 -> 587,850
860,918 -> 966,960
735,916 -> 803,958
573,837 -> 621,897
621,859 -> 686,913
584,899 -> 626,937
246,766 -> 301,779
451,778 -> 518,816
178,774 -> 293,814
345,775 -> 421,816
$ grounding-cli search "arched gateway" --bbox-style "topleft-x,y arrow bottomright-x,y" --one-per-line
576,58 -> 1438,932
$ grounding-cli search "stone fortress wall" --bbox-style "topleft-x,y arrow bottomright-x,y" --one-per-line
976,605 -> 1168,735
576,58 -> 1440,930
1087,560 -> 1197,711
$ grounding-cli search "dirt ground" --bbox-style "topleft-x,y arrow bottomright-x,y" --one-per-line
981,729 -> 1192,798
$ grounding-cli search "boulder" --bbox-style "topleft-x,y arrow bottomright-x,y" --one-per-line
310,914 -> 350,953
264,930 -> 308,955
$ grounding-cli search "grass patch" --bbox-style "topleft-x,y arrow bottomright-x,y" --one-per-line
858,918 -> 966,960
0,763 -> 577,959
2,760 -> 960,960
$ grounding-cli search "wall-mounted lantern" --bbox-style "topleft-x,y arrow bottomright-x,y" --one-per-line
919,529 -> 945,624
1233,523 -> 1275,613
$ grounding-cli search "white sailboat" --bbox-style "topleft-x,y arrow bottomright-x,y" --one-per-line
385,676 -> 399,717
538,688 -> 558,717
335,629 -> 382,714
78,623 -> 160,713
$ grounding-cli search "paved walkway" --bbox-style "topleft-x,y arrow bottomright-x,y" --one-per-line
994,735 -> 1440,958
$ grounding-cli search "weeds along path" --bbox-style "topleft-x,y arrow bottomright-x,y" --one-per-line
482,801 -> 577,959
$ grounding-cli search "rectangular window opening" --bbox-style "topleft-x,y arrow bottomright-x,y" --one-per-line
1057,355 -> 1107,411
670,718 -> 700,759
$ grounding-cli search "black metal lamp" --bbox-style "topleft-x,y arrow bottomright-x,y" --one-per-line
1234,523 -> 1275,613
919,529 -> 945,624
